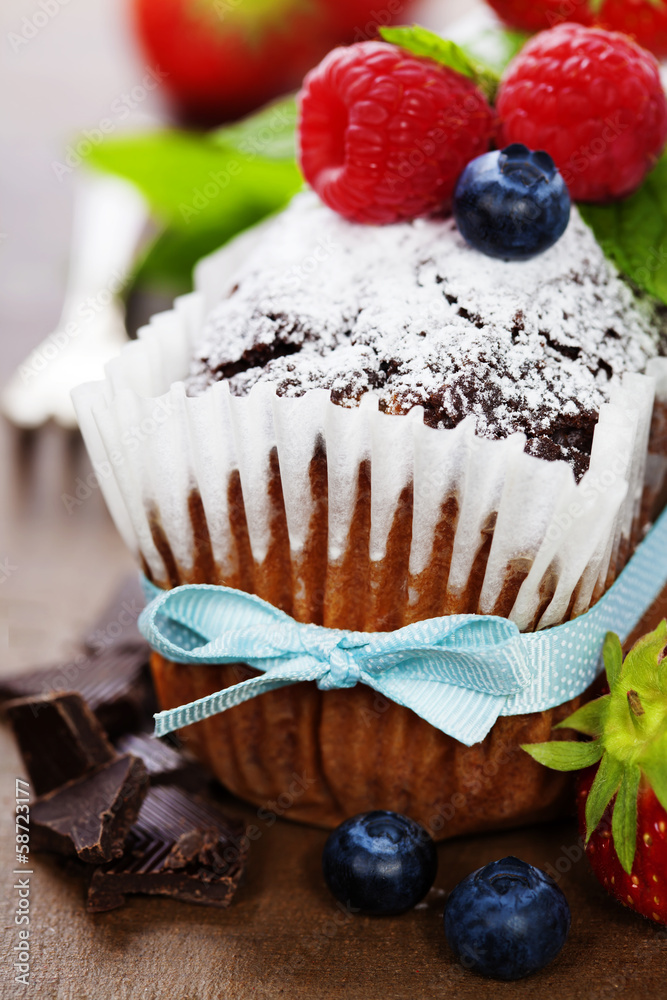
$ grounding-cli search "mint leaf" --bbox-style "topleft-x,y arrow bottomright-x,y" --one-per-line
132,210 -> 277,295
579,155 -> 667,306
584,751 -> 623,841
85,102 -> 302,291
87,131 -> 301,231
612,763 -> 641,874
521,739 -> 604,770
554,695 -> 609,737
603,632 -> 623,689
210,95 -> 297,160
380,25 -> 499,101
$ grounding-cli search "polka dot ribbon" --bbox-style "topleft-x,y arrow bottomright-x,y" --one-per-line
140,506 -> 667,747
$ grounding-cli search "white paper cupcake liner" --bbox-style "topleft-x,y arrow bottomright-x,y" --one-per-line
72,227 -> 667,634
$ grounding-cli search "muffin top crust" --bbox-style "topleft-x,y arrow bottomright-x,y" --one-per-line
186,192 -> 665,479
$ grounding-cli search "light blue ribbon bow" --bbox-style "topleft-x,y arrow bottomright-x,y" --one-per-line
140,505 -> 667,747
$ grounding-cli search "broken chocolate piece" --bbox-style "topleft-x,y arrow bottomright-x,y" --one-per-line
87,785 -> 247,911
114,732 -> 208,790
0,642 -> 154,737
5,693 -> 115,795
31,754 -> 148,863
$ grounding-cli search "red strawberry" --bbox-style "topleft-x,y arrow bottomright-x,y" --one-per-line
130,0 -> 419,124
298,38 -> 495,224
523,623 -> 667,925
484,0 -> 594,33
496,23 -> 667,201
485,0 -> 667,59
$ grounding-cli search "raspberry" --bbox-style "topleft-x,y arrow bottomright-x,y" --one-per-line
486,0 -> 667,60
496,23 -> 667,202
595,0 -> 667,59
297,41 -> 495,224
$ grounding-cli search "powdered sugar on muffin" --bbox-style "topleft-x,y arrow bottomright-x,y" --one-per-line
187,192 -> 665,478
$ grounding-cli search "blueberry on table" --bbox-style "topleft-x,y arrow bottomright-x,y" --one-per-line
322,810 -> 437,915
453,145 -> 571,261
444,856 -> 571,980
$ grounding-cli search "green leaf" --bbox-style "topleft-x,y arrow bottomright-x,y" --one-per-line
379,25 -> 499,101
603,632 -> 623,689
621,620 -> 667,694
579,155 -> 667,306
584,751 -> 623,841
521,739 -> 604,771
84,103 -> 303,291
641,741 -> 667,814
554,695 -> 610,737
612,763 -> 641,874
210,95 -> 297,160
131,217 -> 270,295
87,131 -> 302,231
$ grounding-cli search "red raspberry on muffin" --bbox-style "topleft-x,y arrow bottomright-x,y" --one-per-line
298,40 -> 495,224
496,23 -> 667,201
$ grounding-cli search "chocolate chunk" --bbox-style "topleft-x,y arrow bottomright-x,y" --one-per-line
5,693 -> 115,795
87,786 -> 247,911
31,755 -> 148,863
0,642 -> 155,738
114,732 -> 209,790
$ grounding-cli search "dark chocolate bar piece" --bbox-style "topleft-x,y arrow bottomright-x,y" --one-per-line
5,693 -> 115,795
0,641 -> 154,737
31,755 -> 149,863
114,732 -> 209,790
87,785 -> 247,911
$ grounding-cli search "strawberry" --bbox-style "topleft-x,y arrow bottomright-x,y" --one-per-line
485,0 -> 667,60
523,622 -> 667,925
130,0 -> 419,125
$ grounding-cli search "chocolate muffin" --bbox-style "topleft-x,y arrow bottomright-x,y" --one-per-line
74,192 -> 667,838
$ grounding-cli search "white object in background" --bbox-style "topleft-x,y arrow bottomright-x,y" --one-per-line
1,173 -> 148,429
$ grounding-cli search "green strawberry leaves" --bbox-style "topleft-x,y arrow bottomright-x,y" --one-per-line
523,622 -> 667,875
554,695 -> 609,737
642,750 -> 667,814
584,751 -> 623,841
521,739 -> 604,770
603,631 -> 623,689
612,764 -> 641,873
379,25 -> 500,101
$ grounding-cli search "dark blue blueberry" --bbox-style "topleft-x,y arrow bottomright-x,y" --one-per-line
443,856 -> 571,980
453,144 -> 571,261
322,810 -> 437,915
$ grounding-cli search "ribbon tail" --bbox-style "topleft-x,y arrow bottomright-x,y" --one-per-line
153,664 -> 319,737
369,673 -> 507,747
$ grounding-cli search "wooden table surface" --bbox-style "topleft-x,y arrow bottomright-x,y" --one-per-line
2,0 -> 667,997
